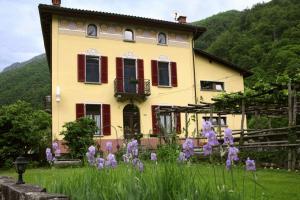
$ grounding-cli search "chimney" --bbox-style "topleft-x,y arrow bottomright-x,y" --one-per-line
52,0 -> 61,6
177,16 -> 187,24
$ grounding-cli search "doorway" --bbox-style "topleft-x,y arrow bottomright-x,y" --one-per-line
123,104 -> 140,139
123,59 -> 137,93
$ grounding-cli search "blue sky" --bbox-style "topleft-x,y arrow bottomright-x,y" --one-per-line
0,0 -> 270,71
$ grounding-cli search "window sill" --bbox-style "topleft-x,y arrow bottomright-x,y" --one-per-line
158,85 -> 172,88
85,35 -> 99,39
157,43 -> 168,46
93,135 -> 104,138
123,39 -> 136,43
201,89 -> 225,92
84,82 -> 102,85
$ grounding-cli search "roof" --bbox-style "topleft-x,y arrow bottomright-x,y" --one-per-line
193,48 -> 253,77
39,4 -> 206,69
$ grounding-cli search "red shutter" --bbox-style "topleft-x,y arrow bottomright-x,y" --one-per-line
171,62 -> 177,87
76,104 -> 84,119
137,59 -> 144,94
151,60 -> 158,86
116,57 -> 124,92
151,105 -> 159,134
101,56 -> 108,83
102,104 -> 111,135
77,54 -> 85,82
175,112 -> 181,134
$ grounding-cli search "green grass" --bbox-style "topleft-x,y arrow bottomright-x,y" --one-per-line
1,163 -> 299,200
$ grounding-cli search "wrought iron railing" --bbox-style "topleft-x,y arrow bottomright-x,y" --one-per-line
114,78 -> 151,98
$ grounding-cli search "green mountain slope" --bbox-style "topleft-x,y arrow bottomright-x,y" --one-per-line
0,54 -> 50,109
194,0 -> 300,85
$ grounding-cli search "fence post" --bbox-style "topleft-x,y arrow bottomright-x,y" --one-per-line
239,99 -> 245,146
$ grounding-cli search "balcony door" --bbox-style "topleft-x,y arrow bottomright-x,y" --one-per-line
123,104 -> 140,139
124,59 -> 137,93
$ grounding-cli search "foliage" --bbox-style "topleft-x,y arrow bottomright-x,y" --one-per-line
0,54 -> 50,109
60,118 -> 98,159
194,0 -> 300,86
156,143 -> 180,162
0,101 -> 51,167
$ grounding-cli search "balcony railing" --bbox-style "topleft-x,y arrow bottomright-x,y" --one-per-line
114,78 -> 151,101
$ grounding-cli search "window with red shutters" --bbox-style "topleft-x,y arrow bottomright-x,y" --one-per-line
171,62 -> 178,87
102,104 -> 111,135
116,57 -> 124,92
76,103 -> 85,119
101,56 -> 108,83
137,59 -> 144,94
77,54 -> 85,82
151,60 -> 158,86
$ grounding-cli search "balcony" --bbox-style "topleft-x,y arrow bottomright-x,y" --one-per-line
114,78 -> 151,102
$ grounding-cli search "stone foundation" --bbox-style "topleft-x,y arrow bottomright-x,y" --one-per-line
0,176 -> 68,200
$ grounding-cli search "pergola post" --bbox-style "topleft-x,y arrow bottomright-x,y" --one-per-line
240,99 -> 245,146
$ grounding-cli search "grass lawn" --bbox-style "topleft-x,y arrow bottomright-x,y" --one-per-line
1,163 -> 299,200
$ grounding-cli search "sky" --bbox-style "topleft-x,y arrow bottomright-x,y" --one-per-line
0,0 -> 270,71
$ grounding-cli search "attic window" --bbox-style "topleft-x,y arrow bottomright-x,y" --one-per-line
200,81 -> 224,91
124,29 -> 134,41
87,24 -> 97,37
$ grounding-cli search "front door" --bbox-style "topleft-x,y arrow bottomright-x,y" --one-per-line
124,59 -> 137,93
123,104 -> 140,139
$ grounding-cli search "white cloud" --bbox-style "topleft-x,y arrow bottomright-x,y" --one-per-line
0,0 -> 271,71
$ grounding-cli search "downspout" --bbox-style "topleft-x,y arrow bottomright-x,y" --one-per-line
192,37 -> 197,104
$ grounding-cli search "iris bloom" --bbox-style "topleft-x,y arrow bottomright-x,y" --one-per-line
203,144 -> 212,156
106,141 -> 113,152
246,157 -> 256,171
151,153 -> 157,161
223,128 -> 234,145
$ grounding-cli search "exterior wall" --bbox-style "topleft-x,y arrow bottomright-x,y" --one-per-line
51,16 -> 196,141
194,55 -> 246,131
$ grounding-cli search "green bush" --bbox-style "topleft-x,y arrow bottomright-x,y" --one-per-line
60,117 -> 98,159
156,144 -> 180,162
0,101 -> 51,167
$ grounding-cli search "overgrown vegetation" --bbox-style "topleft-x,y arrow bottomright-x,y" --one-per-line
60,118 -> 98,159
194,0 -> 300,86
0,101 -> 51,167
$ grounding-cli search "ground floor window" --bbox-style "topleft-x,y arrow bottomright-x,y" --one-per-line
203,116 -> 227,126
85,104 -> 101,135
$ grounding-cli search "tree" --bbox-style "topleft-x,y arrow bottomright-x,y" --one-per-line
0,101 -> 51,167
60,118 -> 98,159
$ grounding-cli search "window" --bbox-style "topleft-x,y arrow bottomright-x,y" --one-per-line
85,104 -> 101,135
124,29 -> 134,41
158,61 -> 170,86
160,113 -> 175,133
203,117 -> 227,126
158,32 -> 167,45
87,24 -> 97,37
200,81 -> 224,91
86,56 -> 100,83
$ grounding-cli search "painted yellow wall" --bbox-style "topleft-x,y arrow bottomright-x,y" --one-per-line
194,55 -> 246,131
51,15 -> 246,141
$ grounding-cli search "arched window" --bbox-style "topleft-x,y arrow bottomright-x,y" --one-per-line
124,29 -> 134,41
87,24 -> 97,37
158,32 -> 167,44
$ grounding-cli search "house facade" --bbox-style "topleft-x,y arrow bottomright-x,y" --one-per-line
39,1 -> 251,150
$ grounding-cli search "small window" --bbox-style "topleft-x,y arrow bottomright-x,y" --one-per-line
158,61 -> 170,86
87,24 -> 97,37
124,29 -> 134,41
203,117 -> 227,126
86,56 -> 100,83
85,104 -> 101,135
159,106 -> 176,133
200,81 -> 224,91
158,32 -> 167,45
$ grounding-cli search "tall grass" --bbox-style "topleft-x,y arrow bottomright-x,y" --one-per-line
23,163 -> 267,200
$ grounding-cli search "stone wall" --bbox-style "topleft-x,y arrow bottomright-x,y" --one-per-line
0,176 -> 69,200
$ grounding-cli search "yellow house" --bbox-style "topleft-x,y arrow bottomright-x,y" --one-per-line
39,1 -> 251,150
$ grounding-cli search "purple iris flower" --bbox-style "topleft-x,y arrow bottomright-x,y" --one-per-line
226,159 -> 231,170
224,128 -> 234,145
96,157 -> 105,169
46,148 -> 53,162
106,141 -> 113,152
137,161 -> 144,172
151,153 -> 157,161
202,120 -> 212,136
178,152 -> 186,162
86,145 -> 96,165
203,144 -> 212,156
88,146 -> 96,156
206,131 -> 219,146
132,158 -> 139,166
123,154 -> 130,163
228,146 -> 239,161
246,158 -> 256,171
52,142 -> 58,151
183,138 -> 194,159
106,153 -> 117,168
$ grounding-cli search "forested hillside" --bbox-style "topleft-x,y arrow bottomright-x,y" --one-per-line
194,0 -> 300,85
0,54 -> 50,109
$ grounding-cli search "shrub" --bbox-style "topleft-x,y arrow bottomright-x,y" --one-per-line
156,143 -> 180,162
0,101 -> 51,167
60,118 -> 98,159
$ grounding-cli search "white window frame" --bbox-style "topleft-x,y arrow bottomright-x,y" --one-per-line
200,80 -> 225,91
157,61 -> 171,87
123,28 -> 135,42
84,103 -> 103,136
85,55 -> 101,84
